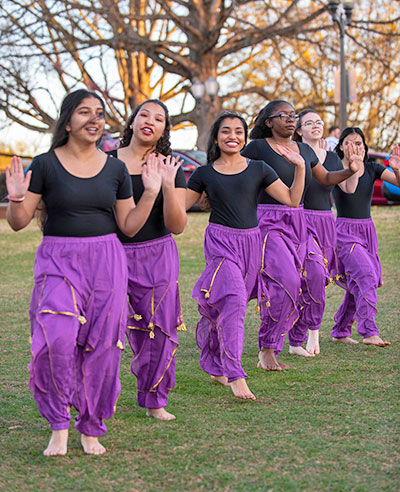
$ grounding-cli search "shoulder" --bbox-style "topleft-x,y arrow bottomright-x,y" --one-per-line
325,151 -> 343,170
28,151 -> 55,172
298,142 -> 318,164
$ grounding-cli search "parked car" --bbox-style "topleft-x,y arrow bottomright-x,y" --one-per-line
172,149 -> 206,183
173,150 -> 207,212
368,151 -> 392,205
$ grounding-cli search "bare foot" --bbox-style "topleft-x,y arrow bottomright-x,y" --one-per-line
43,429 -> 68,456
363,335 -> 391,347
230,378 -> 256,400
278,362 -> 296,370
306,330 -> 320,355
146,408 -> 176,421
257,348 -> 282,371
332,336 -> 359,344
289,345 -> 315,357
81,435 -> 106,455
211,375 -> 229,386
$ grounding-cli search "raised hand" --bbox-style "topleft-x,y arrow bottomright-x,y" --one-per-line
142,153 -> 162,195
161,155 -> 183,187
275,144 -> 305,168
346,142 -> 363,174
388,144 -> 400,171
319,139 -> 328,151
5,156 -> 32,199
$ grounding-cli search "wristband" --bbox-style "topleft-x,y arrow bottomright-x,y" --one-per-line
7,194 -> 25,202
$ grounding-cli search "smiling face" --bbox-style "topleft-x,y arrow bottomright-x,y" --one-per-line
66,97 -> 105,143
216,117 -> 246,155
266,102 -> 297,138
131,101 -> 166,146
297,112 -> 324,143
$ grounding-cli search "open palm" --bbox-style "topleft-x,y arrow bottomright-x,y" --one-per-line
5,156 -> 31,198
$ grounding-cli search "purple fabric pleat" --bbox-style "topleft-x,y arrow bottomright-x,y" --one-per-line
331,217 -> 382,339
29,234 -> 127,436
289,209 -> 338,346
124,235 -> 184,409
193,223 -> 261,383
257,205 -> 306,354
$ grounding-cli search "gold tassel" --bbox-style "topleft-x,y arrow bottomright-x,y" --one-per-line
177,323 -> 187,332
78,315 -> 87,325
323,258 -> 328,266
265,300 -> 271,308
133,314 -> 142,321
116,339 -> 124,350
149,331 -> 155,339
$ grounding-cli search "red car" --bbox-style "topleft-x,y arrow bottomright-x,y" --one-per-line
368,151 -> 391,205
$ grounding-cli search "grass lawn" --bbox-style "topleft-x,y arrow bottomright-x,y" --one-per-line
0,207 -> 399,492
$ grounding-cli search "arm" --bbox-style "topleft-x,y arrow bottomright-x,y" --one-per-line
186,189 -> 202,210
114,153 -> 162,237
6,156 -> 41,231
384,144 -> 400,186
265,145 -> 305,207
161,156 -> 187,235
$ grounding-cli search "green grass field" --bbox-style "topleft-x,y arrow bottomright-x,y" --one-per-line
0,208 -> 399,492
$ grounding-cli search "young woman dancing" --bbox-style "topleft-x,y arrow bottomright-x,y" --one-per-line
292,109 -> 360,355
109,99 -> 187,421
241,100 -> 360,371
331,128 -> 399,346
5,89 -> 161,455
186,112 -> 306,400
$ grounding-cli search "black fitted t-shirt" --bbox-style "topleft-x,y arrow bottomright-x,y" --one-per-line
108,150 -> 186,243
28,151 -> 132,237
241,139 -> 318,205
304,151 -> 343,210
187,159 -> 279,229
332,161 -> 386,219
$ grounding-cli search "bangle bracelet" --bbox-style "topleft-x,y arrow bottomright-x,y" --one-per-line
7,194 -> 25,202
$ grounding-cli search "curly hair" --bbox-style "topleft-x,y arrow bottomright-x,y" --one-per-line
206,112 -> 248,163
249,100 -> 293,140
293,109 -> 319,142
119,99 -> 172,158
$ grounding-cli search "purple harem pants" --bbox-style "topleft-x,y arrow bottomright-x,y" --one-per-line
124,235 -> 185,409
257,204 -> 307,355
289,209 -> 338,346
29,234 -> 127,436
192,223 -> 261,383
331,217 -> 382,339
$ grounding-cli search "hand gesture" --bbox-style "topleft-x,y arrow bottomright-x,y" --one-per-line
345,142 -> 363,174
319,139 -> 328,151
5,156 -> 32,199
276,144 -> 305,168
142,153 -> 162,195
161,155 -> 183,188
388,144 -> 400,171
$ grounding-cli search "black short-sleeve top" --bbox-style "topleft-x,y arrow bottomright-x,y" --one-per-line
304,151 -> 343,210
332,161 -> 386,219
28,150 -> 132,237
108,150 -> 187,243
241,139 -> 318,205
187,159 -> 279,229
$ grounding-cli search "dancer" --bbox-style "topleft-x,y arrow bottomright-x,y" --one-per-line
242,100 -> 360,370
186,113 -> 306,400
291,109 -> 360,355
109,99 -> 187,421
5,89 -> 162,456
331,128 -> 400,346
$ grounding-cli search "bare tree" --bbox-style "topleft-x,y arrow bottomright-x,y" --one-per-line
0,1 -> 399,150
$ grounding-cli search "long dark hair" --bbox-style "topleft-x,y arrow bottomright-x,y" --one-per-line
50,89 -> 105,150
293,109 -> 319,142
335,127 -> 369,164
119,99 -> 172,156
207,112 -> 248,163
249,100 -> 293,140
